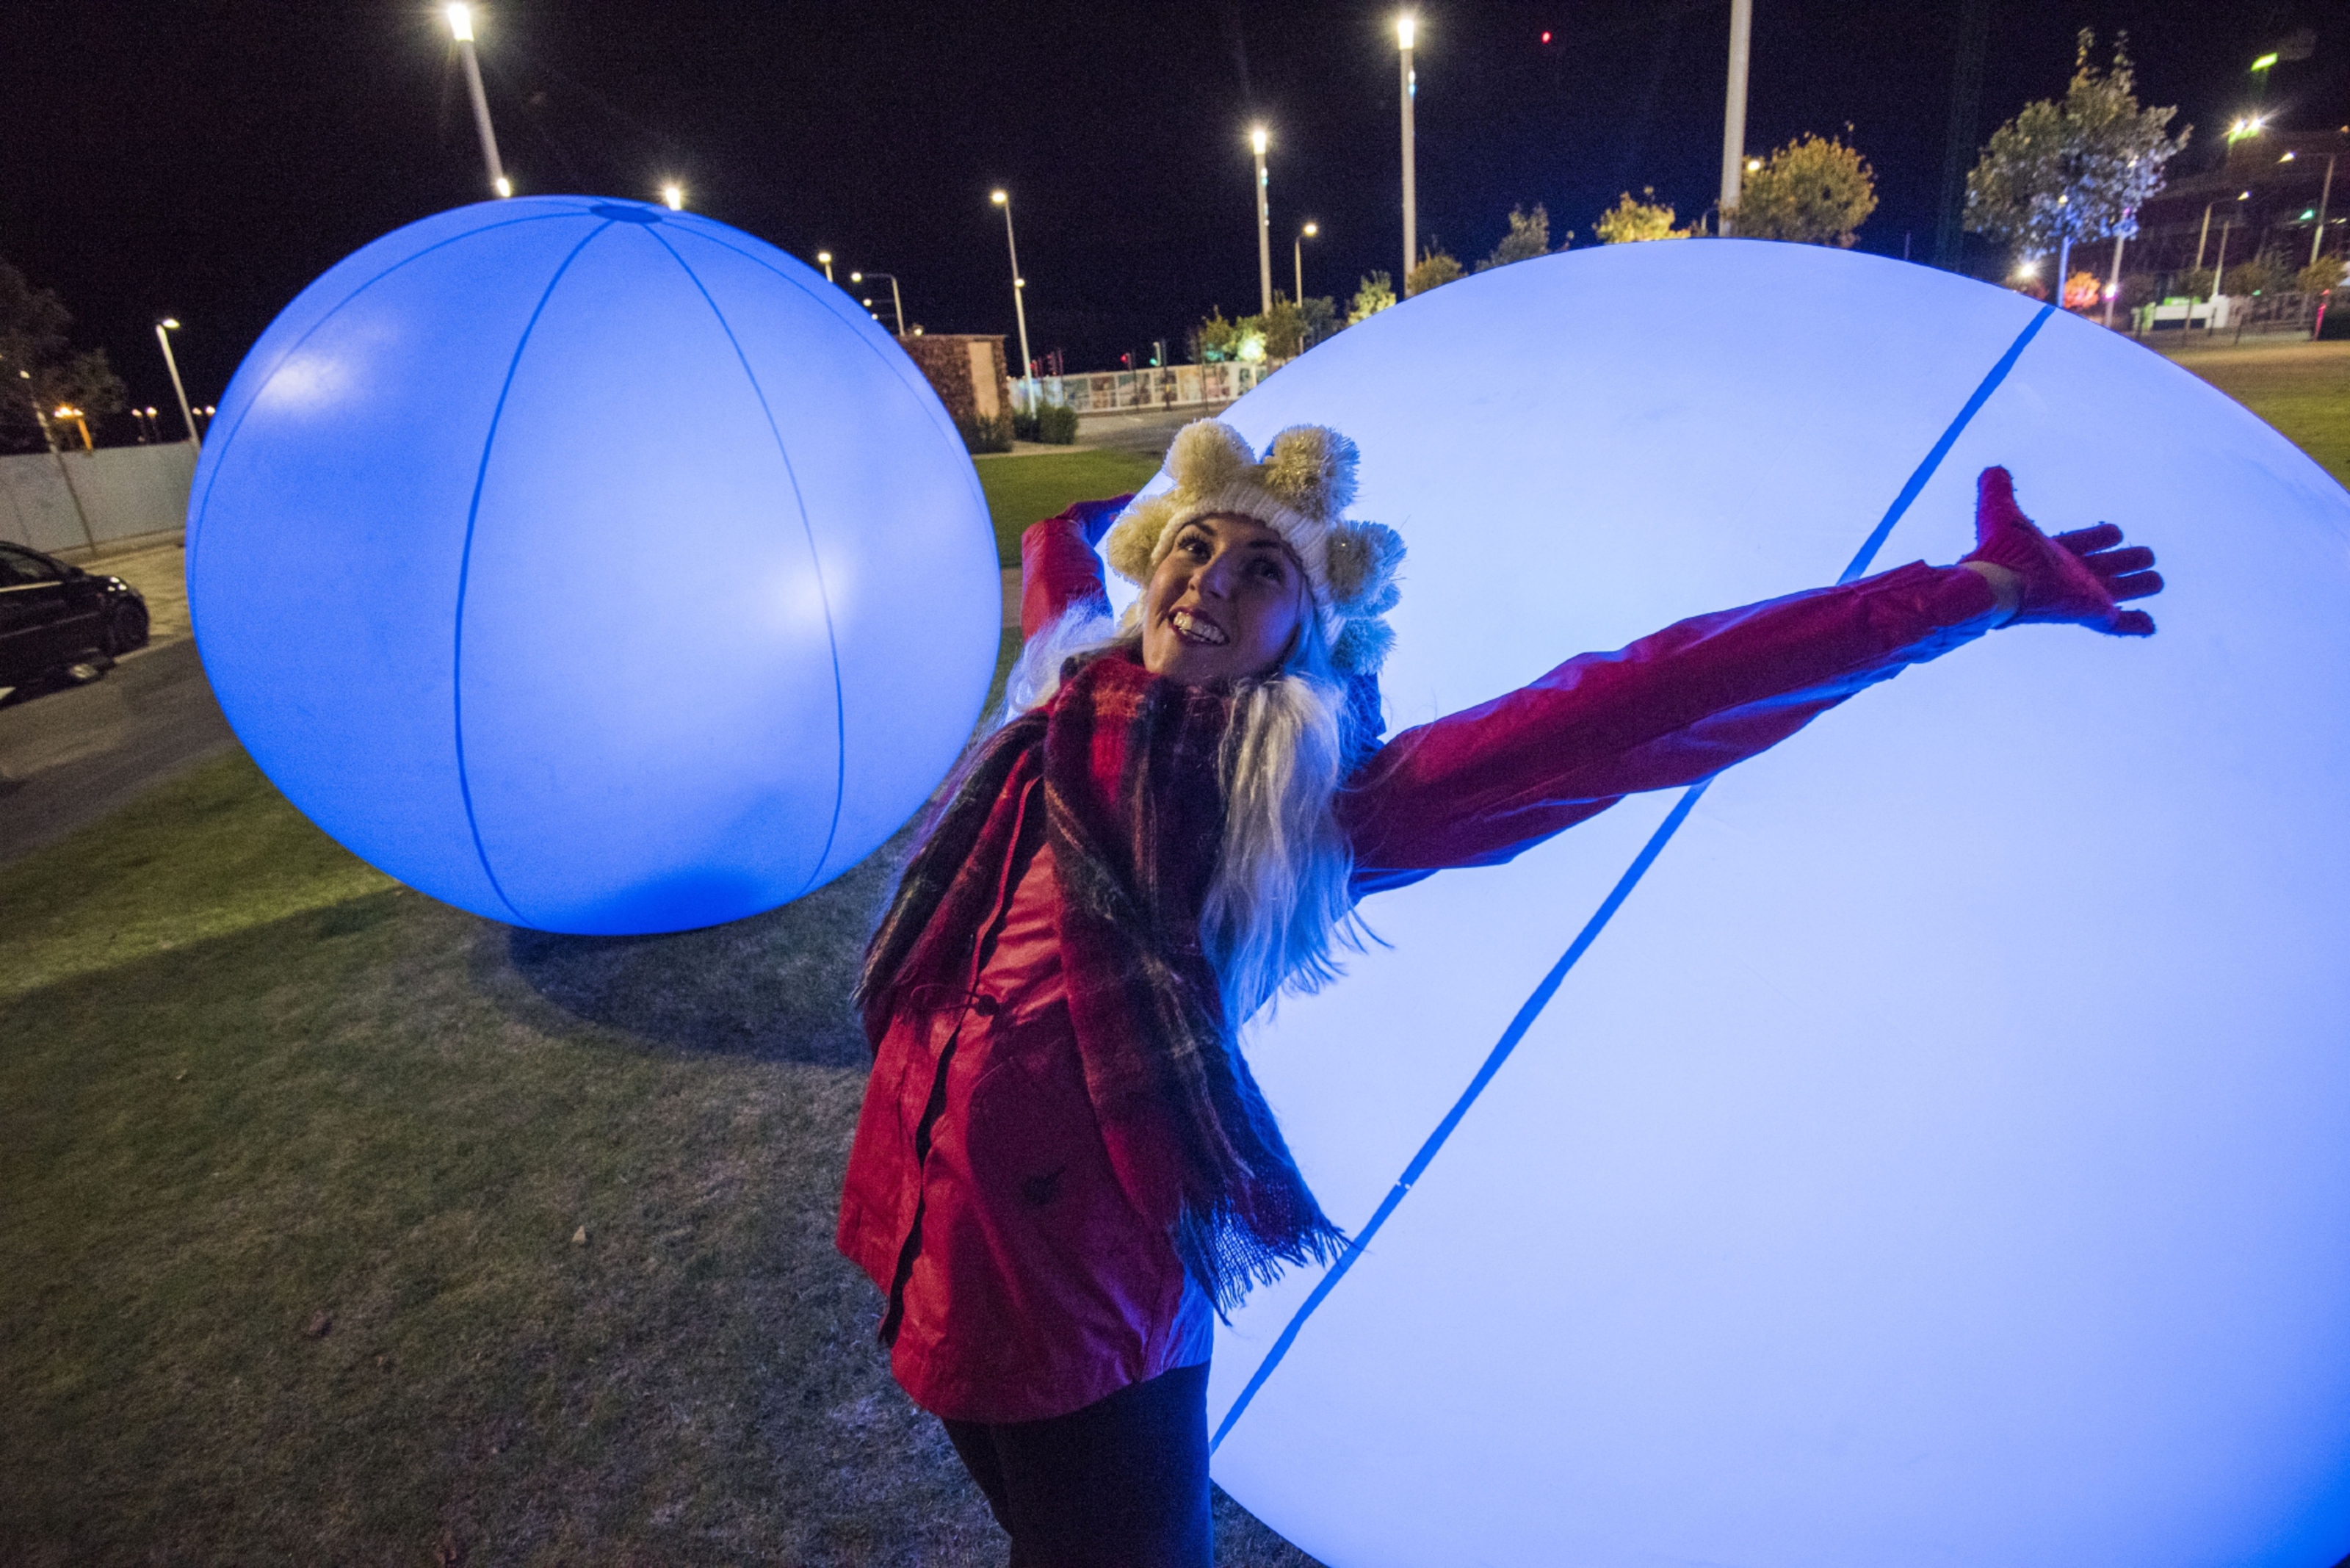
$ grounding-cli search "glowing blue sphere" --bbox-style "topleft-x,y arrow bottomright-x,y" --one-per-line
1167,243 -> 2350,1566
187,198 -> 997,934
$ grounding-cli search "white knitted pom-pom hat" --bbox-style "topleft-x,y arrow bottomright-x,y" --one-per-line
1101,419 -> 1406,676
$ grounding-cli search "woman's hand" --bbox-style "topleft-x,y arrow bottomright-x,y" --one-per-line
1961,466 -> 2163,636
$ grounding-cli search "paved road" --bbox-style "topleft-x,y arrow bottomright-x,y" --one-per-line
0,540 -> 239,867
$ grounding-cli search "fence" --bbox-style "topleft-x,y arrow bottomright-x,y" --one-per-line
1011,362 -> 1270,417
0,442 -> 197,557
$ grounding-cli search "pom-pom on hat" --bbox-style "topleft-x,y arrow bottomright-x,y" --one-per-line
1103,419 -> 1406,676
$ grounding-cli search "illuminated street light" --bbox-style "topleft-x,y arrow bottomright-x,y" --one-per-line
1295,220 -> 1318,304
1250,126 -> 1273,315
446,4 -> 510,198
852,270 -> 907,336
154,317 -> 200,452
1398,14 -> 1417,281
814,250 -> 834,282
2227,115 -> 2268,144
990,189 -> 1035,387
660,183 -> 684,211
2282,148 -> 2340,266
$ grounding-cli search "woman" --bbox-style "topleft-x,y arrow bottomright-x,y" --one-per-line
838,420 -> 2161,1566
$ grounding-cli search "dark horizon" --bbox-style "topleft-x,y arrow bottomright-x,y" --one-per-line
5,1 -> 2343,441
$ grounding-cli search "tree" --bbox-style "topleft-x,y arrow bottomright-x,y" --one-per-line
2223,249 -> 2289,298
0,258 -> 126,454
1594,189 -> 1688,244
1190,308 -> 1240,364
1347,272 -> 1397,324
2062,271 -> 2103,310
2299,256 -> 2346,296
1298,295 -> 1337,350
1731,136 -> 1878,246
1478,204 -> 1555,270
1403,245 -> 1464,297
1259,293 -> 1308,360
1965,31 -> 2188,288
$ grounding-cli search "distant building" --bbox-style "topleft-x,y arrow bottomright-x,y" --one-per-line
2134,126 -> 2347,279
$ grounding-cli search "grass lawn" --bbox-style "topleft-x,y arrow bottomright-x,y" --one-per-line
975,448 -> 1161,566
0,637 -> 1314,1566
2168,341 -> 2350,491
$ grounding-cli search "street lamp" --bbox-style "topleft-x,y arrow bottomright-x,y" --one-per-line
1717,0 -> 1754,233
814,250 -> 834,282
852,271 -> 907,336
1250,126 -> 1273,315
1295,220 -> 1318,304
446,4 -> 510,198
2214,191 -> 2249,297
660,183 -> 684,212
2282,149 -> 2339,266
154,317 -> 200,452
990,189 -> 1035,388
1398,14 -> 1417,283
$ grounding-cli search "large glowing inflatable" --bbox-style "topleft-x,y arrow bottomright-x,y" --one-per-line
187,198 -> 997,934
1165,243 -> 2350,1567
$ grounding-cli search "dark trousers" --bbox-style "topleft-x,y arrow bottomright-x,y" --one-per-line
941,1362 -> 1212,1568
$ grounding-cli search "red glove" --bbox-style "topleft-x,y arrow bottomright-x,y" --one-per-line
1962,466 -> 2163,636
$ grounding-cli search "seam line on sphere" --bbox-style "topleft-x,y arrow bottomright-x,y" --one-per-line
662,223 -> 976,483
1840,303 -> 2056,584
450,220 -> 615,928
648,226 -> 850,895
186,212 -> 588,582
1210,782 -> 1710,1454
1207,300 -> 2059,1454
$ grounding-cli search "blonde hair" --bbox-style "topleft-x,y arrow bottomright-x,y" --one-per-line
1003,601 -> 1367,1026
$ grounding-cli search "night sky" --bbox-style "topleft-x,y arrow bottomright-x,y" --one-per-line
7,1 -> 2343,434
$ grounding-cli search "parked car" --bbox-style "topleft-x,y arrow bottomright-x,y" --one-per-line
0,541 -> 150,687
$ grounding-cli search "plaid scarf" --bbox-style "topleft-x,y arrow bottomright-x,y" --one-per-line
857,651 -> 1345,1312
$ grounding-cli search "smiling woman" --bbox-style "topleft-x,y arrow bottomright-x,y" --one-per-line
832,411 -> 2159,1567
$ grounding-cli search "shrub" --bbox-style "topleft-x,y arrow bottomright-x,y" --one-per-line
2298,256 -> 2346,296
955,413 -> 1013,454
1034,402 -> 1080,444
1595,189 -> 1688,244
2174,267 -> 2215,300
1403,246 -> 1463,297
1347,272 -> 1397,324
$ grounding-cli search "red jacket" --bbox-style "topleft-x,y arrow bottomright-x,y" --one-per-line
838,501 -> 2004,1423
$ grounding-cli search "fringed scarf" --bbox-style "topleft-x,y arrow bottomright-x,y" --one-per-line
857,651 -> 1345,1312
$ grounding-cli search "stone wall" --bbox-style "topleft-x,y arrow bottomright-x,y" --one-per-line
895,333 -> 1010,423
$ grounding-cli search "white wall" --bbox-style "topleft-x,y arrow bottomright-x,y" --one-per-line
0,442 -> 197,556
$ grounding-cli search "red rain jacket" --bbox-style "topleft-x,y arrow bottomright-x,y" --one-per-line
837,501 -> 2004,1424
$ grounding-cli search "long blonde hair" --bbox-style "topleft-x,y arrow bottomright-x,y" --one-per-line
1003,602 -> 1368,1025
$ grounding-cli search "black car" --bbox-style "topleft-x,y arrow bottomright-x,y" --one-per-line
0,541 -> 150,687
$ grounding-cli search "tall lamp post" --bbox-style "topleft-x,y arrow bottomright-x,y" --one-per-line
852,271 -> 906,337
1398,14 -> 1417,281
1716,0 -> 1752,234
815,250 -> 834,282
1295,221 -> 1318,303
990,190 -> 1034,389
2281,149 -> 2339,265
155,317 -> 199,453
445,5 -> 510,198
1251,126 -> 1273,315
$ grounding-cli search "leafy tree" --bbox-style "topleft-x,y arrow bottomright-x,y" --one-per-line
1594,189 -> 1688,244
1259,293 -> 1308,360
1403,245 -> 1464,297
1732,136 -> 1878,246
1298,294 -> 1337,348
1347,271 -> 1397,325
2299,256 -> 2347,296
1478,204 -> 1555,270
2221,248 -> 2289,298
0,258 -> 127,453
1965,32 -> 2187,286
2061,271 -> 2103,310
1190,308 -> 1239,364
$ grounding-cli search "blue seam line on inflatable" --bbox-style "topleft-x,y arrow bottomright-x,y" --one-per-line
1838,304 -> 2057,585
648,226 -> 851,892
1207,299 -> 2060,1456
186,212 -> 582,588
449,220 -> 615,927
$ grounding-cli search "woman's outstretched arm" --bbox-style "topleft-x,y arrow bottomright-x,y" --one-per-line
1019,496 -> 1132,637
1340,467 -> 2161,886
